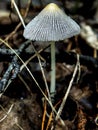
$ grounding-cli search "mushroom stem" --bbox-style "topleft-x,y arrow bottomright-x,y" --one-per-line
50,42 -> 56,102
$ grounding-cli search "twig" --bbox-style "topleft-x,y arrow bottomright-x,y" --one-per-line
0,40 -> 31,92
11,0 -> 25,28
18,74 -> 33,96
0,59 -> 20,92
41,98 -> 47,130
0,104 -> 14,122
56,54 -> 80,120
15,123 -> 24,130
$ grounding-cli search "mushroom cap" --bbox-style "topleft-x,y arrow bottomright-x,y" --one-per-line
23,3 -> 80,41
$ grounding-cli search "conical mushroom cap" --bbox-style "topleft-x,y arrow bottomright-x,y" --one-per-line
23,3 -> 80,41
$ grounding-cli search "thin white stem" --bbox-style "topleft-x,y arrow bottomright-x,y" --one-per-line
50,42 -> 56,101
11,0 -> 26,28
56,54 -> 79,120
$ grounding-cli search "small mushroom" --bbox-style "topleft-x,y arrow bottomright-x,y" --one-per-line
23,3 -> 80,101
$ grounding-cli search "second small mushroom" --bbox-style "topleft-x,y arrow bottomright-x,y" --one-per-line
23,3 -> 80,101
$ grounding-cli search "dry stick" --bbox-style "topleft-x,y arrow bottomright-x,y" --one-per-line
0,104 -> 14,122
18,74 -> 33,96
56,54 -> 80,121
15,123 -> 24,130
46,111 -> 53,130
11,0 -> 25,28
41,98 -> 47,130
11,0 -> 31,19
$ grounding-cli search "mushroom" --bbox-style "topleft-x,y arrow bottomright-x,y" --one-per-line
23,3 -> 80,101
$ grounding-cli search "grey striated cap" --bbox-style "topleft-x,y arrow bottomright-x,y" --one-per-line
23,3 -> 80,41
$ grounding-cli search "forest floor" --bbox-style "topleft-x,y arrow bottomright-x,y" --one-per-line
0,0 -> 98,130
